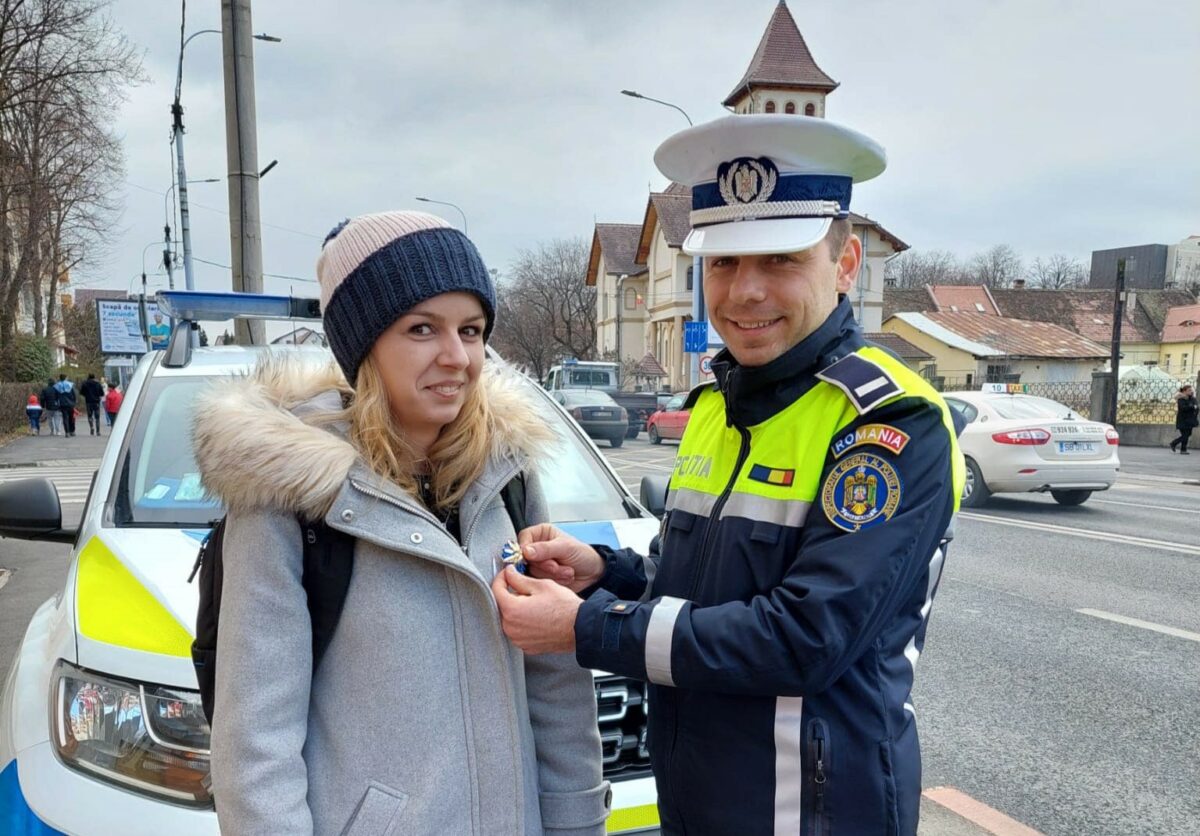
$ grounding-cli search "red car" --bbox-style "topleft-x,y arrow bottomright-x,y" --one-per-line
647,393 -> 690,444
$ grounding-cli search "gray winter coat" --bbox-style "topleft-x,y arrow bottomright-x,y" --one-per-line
193,358 -> 610,836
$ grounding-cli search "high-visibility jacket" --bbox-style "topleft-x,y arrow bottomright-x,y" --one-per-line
575,299 -> 964,835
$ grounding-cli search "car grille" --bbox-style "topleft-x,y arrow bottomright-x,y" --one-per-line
595,675 -> 652,780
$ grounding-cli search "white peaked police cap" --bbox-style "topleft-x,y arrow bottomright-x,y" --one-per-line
653,114 -> 887,257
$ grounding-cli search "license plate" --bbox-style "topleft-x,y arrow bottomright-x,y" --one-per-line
593,410 -> 612,418
1058,441 -> 1096,454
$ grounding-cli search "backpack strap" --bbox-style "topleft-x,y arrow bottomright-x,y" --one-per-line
298,517 -> 356,671
500,472 -> 528,533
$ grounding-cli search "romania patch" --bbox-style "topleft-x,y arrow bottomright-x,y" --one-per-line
821,453 -> 902,532
830,423 -> 911,459
748,464 -> 795,487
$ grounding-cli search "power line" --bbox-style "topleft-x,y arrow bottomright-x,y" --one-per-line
126,181 -> 324,239
192,255 -> 316,283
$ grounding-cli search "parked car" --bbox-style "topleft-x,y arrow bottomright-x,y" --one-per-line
0,291 -> 662,835
646,393 -> 691,444
551,388 -> 629,447
543,361 -> 658,438
943,390 -> 1120,508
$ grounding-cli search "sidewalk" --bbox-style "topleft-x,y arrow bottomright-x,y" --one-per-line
0,423 -> 111,468
1116,443 -> 1200,485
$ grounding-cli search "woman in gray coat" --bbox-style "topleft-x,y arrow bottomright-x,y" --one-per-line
193,210 -> 609,835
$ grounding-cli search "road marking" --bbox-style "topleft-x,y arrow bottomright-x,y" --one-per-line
0,466 -> 94,504
0,569 -> 9,592
1076,609 -> 1200,643
1092,497 -> 1200,515
959,511 -> 1200,557
922,787 -> 1043,835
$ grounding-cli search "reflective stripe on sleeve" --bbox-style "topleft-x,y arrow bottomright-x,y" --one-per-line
721,492 -> 811,528
644,596 -> 687,687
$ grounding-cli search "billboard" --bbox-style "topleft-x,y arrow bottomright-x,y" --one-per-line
97,300 -> 170,354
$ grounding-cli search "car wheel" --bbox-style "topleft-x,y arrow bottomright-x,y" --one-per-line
649,425 -> 662,445
1051,489 -> 1092,506
961,458 -> 990,508
610,435 -> 624,448
625,424 -> 639,439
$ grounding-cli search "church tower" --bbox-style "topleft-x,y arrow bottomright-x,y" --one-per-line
723,1 -> 839,117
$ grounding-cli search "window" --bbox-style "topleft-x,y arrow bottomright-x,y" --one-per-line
686,266 -> 693,291
785,102 -> 796,114
985,364 -> 1015,383
804,103 -> 816,116
764,100 -> 776,113
1184,353 -> 1190,370
623,287 -> 636,310
944,398 -> 979,424
1165,354 -> 1172,370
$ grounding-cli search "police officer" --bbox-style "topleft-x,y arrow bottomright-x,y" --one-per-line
493,114 -> 965,835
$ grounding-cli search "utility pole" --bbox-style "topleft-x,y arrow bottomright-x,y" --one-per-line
221,0 -> 265,345
1107,257 -> 1126,426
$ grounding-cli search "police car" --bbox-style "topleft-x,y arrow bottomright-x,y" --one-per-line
945,385 -> 1120,508
0,291 -> 662,834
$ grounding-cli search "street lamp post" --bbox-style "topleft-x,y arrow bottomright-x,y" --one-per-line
414,197 -> 468,234
163,178 -> 219,290
173,24 -> 277,344
620,89 -> 700,387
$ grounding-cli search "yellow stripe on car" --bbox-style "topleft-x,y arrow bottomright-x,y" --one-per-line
607,802 -> 661,832
76,536 -> 193,657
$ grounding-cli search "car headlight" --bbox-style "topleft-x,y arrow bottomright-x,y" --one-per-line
51,660 -> 212,807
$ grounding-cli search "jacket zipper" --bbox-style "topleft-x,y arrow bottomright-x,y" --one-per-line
350,476 -> 524,827
808,718 -> 830,836
459,464 -> 521,559
686,424 -> 750,601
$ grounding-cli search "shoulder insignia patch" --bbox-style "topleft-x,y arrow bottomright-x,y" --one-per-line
816,353 -> 902,414
821,453 -> 903,532
830,424 -> 911,459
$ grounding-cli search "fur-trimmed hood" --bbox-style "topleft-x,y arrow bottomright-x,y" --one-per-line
193,355 -> 554,520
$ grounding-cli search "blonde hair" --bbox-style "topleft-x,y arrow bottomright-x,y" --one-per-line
347,353 -> 493,513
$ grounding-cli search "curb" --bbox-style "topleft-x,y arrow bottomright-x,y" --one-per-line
1117,471 -> 1200,487
0,459 -> 102,470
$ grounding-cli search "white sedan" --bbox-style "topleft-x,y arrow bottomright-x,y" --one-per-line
943,391 -> 1120,508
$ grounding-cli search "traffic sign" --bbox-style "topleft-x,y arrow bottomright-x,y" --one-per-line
699,355 -> 713,375
684,321 -> 708,353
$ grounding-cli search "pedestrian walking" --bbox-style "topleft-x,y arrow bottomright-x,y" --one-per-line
40,378 -> 62,436
25,394 -> 43,435
495,116 -> 964,835
193,210 -> 609,835
54,374 -> 77,437
80,373 -> 104,435
1170,384 -> 1198,454
104,381 -> 123,427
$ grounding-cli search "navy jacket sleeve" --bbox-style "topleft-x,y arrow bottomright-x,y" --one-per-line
575,397 -> 956,697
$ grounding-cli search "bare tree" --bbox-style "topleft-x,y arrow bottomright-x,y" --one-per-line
967,244 -> 1022,289
0,0 -> 141,351
1029,254 -> 1086,289
490,238 -> 596,382
884,249 -> 963,288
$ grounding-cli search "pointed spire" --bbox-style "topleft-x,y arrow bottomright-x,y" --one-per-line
722,1 -> 839,107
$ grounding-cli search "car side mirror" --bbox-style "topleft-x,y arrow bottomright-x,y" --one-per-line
640,475 -> 670,519
0,478 -> 77,543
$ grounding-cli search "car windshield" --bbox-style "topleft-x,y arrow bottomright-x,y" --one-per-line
986,395 -> 1080,420
562,390 -> 616,406
567,368 -> 614,387
111,372 -> 632,527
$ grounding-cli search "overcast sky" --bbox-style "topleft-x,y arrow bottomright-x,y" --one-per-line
83,0 -> 1198,300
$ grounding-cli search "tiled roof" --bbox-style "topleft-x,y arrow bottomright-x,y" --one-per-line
927,285 -> 1000,315
865,332 -> 932,361
587,223 -> 647,286
636,188 -> 692,264
883,288 -> 936,320
635,352 -> 668,377
922,312 -> 1110,359
73,288 -> 130,306
723,1 -> 838,106
1161,303 -> 1200,343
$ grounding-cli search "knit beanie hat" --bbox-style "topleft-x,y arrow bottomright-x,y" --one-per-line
316,210 -> 496,384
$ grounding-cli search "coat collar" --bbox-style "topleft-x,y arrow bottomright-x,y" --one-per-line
709,296 -> 866,427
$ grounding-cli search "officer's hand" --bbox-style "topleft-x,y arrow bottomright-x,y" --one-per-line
516,524 -> 605,593
491,565 -> 581,655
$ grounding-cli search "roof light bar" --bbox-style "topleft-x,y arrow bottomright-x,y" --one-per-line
155,290 -> 321,322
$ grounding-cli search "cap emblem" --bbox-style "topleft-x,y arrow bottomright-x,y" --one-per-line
718,157 -> 778,205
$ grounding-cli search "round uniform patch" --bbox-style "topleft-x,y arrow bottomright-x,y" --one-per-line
821,452 -> 902,532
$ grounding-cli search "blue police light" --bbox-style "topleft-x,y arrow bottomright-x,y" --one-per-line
155,290 -> 321,322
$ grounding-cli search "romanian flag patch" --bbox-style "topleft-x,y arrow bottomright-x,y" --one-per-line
748,464 -> 795,487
